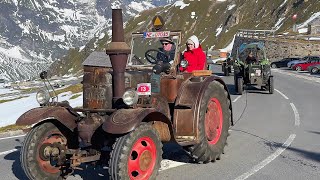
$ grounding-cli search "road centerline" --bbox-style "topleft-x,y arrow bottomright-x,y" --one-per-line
275,89 -> 289,100
0,134 -> 25,141
290,103 -> 300,126
0,148 -> 18,156
233,95 -> 242,103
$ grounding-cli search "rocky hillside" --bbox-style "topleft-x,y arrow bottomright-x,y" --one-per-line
51,0 -> 320,76
0,0 -> 177,81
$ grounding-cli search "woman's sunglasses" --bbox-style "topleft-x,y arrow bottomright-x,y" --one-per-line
186,43 -> 194,46
162,42 -> 170,45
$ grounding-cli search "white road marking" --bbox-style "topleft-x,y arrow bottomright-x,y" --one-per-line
233,96 -> 242,103
290,103 -> 300,126
234,134 -> 296,180
0,134 -> 25,141
159,159 -> 187,171
0,148 -> 18,156
274,89 -> 289,100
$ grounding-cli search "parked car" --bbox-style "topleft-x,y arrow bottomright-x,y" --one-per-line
287,56 -> 316,68
53,83 -> 65,88
271,57 -> 300,68
307,64 -> 320,74
292,56 -> 320,71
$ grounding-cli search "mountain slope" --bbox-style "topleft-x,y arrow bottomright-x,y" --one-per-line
51,0 -> 320,76
0,0 -> 177,81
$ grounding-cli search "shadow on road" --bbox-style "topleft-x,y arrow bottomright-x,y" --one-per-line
266,141 -> 320,163
231,129 -> 272,143
231,129 -> 320,164
162,142 -> 193,163
70,165 -> 108,180
308,131 -> 320,135
3,146 -> 28,180
246,90 -> 270,94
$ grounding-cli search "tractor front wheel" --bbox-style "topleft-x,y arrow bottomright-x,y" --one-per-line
21,122 -> 69,180
185,81 -> 231,163
109,123 -> 162,180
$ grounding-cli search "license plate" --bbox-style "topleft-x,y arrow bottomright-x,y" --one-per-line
137,83 -> 151,95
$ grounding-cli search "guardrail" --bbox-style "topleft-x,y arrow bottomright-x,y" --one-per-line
236,29 -> 320,41
236,29 -> 276,38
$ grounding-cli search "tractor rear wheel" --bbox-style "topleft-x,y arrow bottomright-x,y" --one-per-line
21,122 -> 69,180
185,81 -> 231,163
268,76 -> 274,94
109,123 -> 162,180
237,77 -> 243,95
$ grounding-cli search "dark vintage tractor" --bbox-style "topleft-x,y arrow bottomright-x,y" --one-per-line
16,9 -> 233,180
233,42 -> 274,95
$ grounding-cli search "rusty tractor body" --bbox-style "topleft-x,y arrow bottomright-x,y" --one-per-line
17,9 -> 233,180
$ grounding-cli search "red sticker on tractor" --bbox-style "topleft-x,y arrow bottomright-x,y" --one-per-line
137,83 -> 151,95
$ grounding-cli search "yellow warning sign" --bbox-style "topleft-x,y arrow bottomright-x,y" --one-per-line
152,15 -> 165,31
154,17 -> 162,26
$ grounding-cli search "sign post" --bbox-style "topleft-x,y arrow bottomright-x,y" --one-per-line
292,14 -> 298,32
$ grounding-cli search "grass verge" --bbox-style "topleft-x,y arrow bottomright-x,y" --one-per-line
0,96 -> 29,104
0,124 -> 28,133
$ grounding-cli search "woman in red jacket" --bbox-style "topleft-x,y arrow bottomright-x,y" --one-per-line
180,35 -> 206,72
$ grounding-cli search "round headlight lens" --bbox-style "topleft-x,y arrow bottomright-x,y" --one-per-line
180,60 -> 188,68
122,90 -> 138,106
36,90 -> 50,105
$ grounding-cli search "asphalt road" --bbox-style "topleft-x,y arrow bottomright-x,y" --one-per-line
0,66 -> 319,180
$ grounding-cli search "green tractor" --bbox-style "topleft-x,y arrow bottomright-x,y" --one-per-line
233,42 -> 274,95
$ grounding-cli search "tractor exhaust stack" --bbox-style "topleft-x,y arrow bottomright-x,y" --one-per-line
106,9 -> 131,106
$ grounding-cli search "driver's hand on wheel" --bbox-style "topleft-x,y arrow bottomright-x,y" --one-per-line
163,62 -> 171,74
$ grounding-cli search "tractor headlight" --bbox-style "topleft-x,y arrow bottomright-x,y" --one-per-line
36,89 -> 50,105
180,60 -> 188,68
122,90 -> 138,106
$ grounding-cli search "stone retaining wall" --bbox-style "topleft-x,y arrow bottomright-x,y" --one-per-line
231,36 -> 320,62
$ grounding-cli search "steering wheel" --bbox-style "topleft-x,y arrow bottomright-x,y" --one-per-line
145,49 -> 169,64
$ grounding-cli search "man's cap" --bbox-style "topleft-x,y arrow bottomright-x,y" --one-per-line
160,37 -> 174,44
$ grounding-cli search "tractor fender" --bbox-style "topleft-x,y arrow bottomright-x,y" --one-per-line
16,107 -> 79,131
174,75 -> 233,138
102,108 -> 173,141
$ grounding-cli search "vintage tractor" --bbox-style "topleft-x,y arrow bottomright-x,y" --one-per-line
233,42 -> 274,95
16,9 -> 233,180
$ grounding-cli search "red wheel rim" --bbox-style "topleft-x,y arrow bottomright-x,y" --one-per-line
205,98 -> 223,145
128,136 -> 157,180
36,131 -> 66,174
